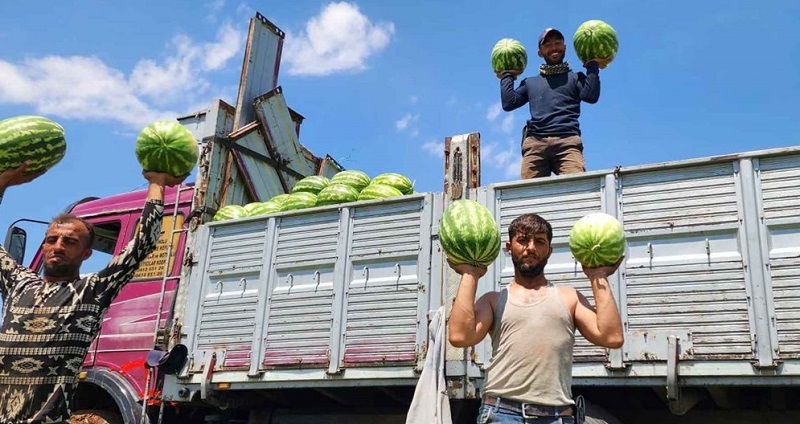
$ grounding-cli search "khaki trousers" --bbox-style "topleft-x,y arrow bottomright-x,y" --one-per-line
520,134 -> 586,179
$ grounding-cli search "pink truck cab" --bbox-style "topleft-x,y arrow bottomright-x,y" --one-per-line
6,184 -> 195,423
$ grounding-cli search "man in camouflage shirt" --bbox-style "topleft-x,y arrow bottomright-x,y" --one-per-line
0,162 -> 185,423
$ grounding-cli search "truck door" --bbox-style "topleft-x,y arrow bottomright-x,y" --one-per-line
73,215 -> 131,368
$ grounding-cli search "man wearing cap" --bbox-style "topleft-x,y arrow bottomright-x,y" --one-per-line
499,28 -> 611,179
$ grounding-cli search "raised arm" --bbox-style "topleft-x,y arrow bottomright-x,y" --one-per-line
0,162 -> 47,296
93,172 -> 186,300
500,73 -> 529,112
573,258 -> 624,348
577,60 -> 601,104
447,263 -> 495,347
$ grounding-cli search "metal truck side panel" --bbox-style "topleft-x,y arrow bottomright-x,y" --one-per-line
339,195 -> 433,368
192,218 -> 270,370
621,162 -> 751,359
757,154 -> 800,358
254,87 -> 321,190
261,209 -> 341,369
225,123 -> 287,201
233,12 -> 284,130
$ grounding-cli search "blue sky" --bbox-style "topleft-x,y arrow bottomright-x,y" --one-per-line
0,0 -> 799,268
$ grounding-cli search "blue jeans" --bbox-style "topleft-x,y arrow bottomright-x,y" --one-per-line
477,403 -> 576,424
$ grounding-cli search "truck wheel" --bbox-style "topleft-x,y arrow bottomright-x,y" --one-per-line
69,409 -> 124,424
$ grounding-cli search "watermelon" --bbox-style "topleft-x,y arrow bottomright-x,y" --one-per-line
269,193 -> 291,206
244,201 -> 281,216
330,170 -> 371,192
213,204 -> 248,222
292,175 -> 330,195
573,20 -> 618,65
357,184 -> 403,201
0,115 -> 67,174
135,120 -> 198,177
491,38 -> 527,74
370,173 -> 414,195
317,184 -> 360,206
280,192 -> 317,211
568,212 -> 626,268
439,200 -> 501,267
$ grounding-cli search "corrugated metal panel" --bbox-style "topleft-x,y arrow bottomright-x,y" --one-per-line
226,124 -> 287,202
495,178 -> 608,361
255,87 -> 319,190
262,211 -> 340,368
233,12 -> 284,130
622,164 -> 752,359
759,154 -> 800,357
195,220 -> 269,369
621,163 -> 739,233
342,199 -> 428,366
206,220 -> 269,273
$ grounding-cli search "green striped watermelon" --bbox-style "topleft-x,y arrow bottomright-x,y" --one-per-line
491,38 -> 527,74
439,200 -> 501,267
0,115 -> 67,174
330,170 -> 371,192
370,173 -> 414,195
317,184 -> 360,206
269,193 -> 291,206
573,20 -> 618,65
292,175 -> 330,195
244,201 -> 281,216
213,204 -> 248,221
280,192 -> 318,211
135,120 -> 198,177
568,212 -> 626,268
357,184 -> 403,201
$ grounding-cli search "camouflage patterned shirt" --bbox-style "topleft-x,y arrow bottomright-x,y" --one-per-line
0,199 -> 163,423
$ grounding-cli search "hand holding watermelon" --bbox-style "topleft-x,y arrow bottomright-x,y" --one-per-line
447,258 -> 488,279
142,170 -> 189,187
0,161 -> 46,191
584,57 -> 612,69
581,256 -> 624,281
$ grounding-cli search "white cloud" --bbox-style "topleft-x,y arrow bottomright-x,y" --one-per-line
422,140 -> 444,158
482,140 -> 520,179
0,23 -> 243,129
395,112 -> 418,131
283,2 -> 395,76
409,95 -> 418,104
500,115 -> 514,133
486,102 -> 502,122
205,0 -> 226,22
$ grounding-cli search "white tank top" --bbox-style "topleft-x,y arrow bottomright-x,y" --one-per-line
482,284 -> 576,406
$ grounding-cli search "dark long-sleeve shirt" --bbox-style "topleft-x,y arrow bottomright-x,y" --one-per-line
501,62 -> 600,137
0,199 -> 163,423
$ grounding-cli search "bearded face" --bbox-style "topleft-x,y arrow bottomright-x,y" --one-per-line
507,231 -> 552,278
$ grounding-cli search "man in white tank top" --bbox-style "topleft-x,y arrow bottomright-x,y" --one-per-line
448,213 -> 624,424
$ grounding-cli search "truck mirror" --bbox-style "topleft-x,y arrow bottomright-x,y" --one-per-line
4,227 -> 27,264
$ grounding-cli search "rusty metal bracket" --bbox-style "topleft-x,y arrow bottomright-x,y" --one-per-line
666,335 -> 680,404
200,352 -> 217,402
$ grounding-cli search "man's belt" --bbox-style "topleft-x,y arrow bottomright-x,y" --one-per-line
482,396 -> 574,418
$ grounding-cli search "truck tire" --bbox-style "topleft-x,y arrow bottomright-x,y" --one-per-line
69,409 -> 124,424
583,399 -> 623,424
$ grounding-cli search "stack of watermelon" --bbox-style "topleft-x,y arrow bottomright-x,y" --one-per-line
211,170 -> 416,221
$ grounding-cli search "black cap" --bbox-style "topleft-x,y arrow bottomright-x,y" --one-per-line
538,28 -> 564,46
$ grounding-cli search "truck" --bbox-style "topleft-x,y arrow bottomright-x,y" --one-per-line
5,11 -> 800,424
